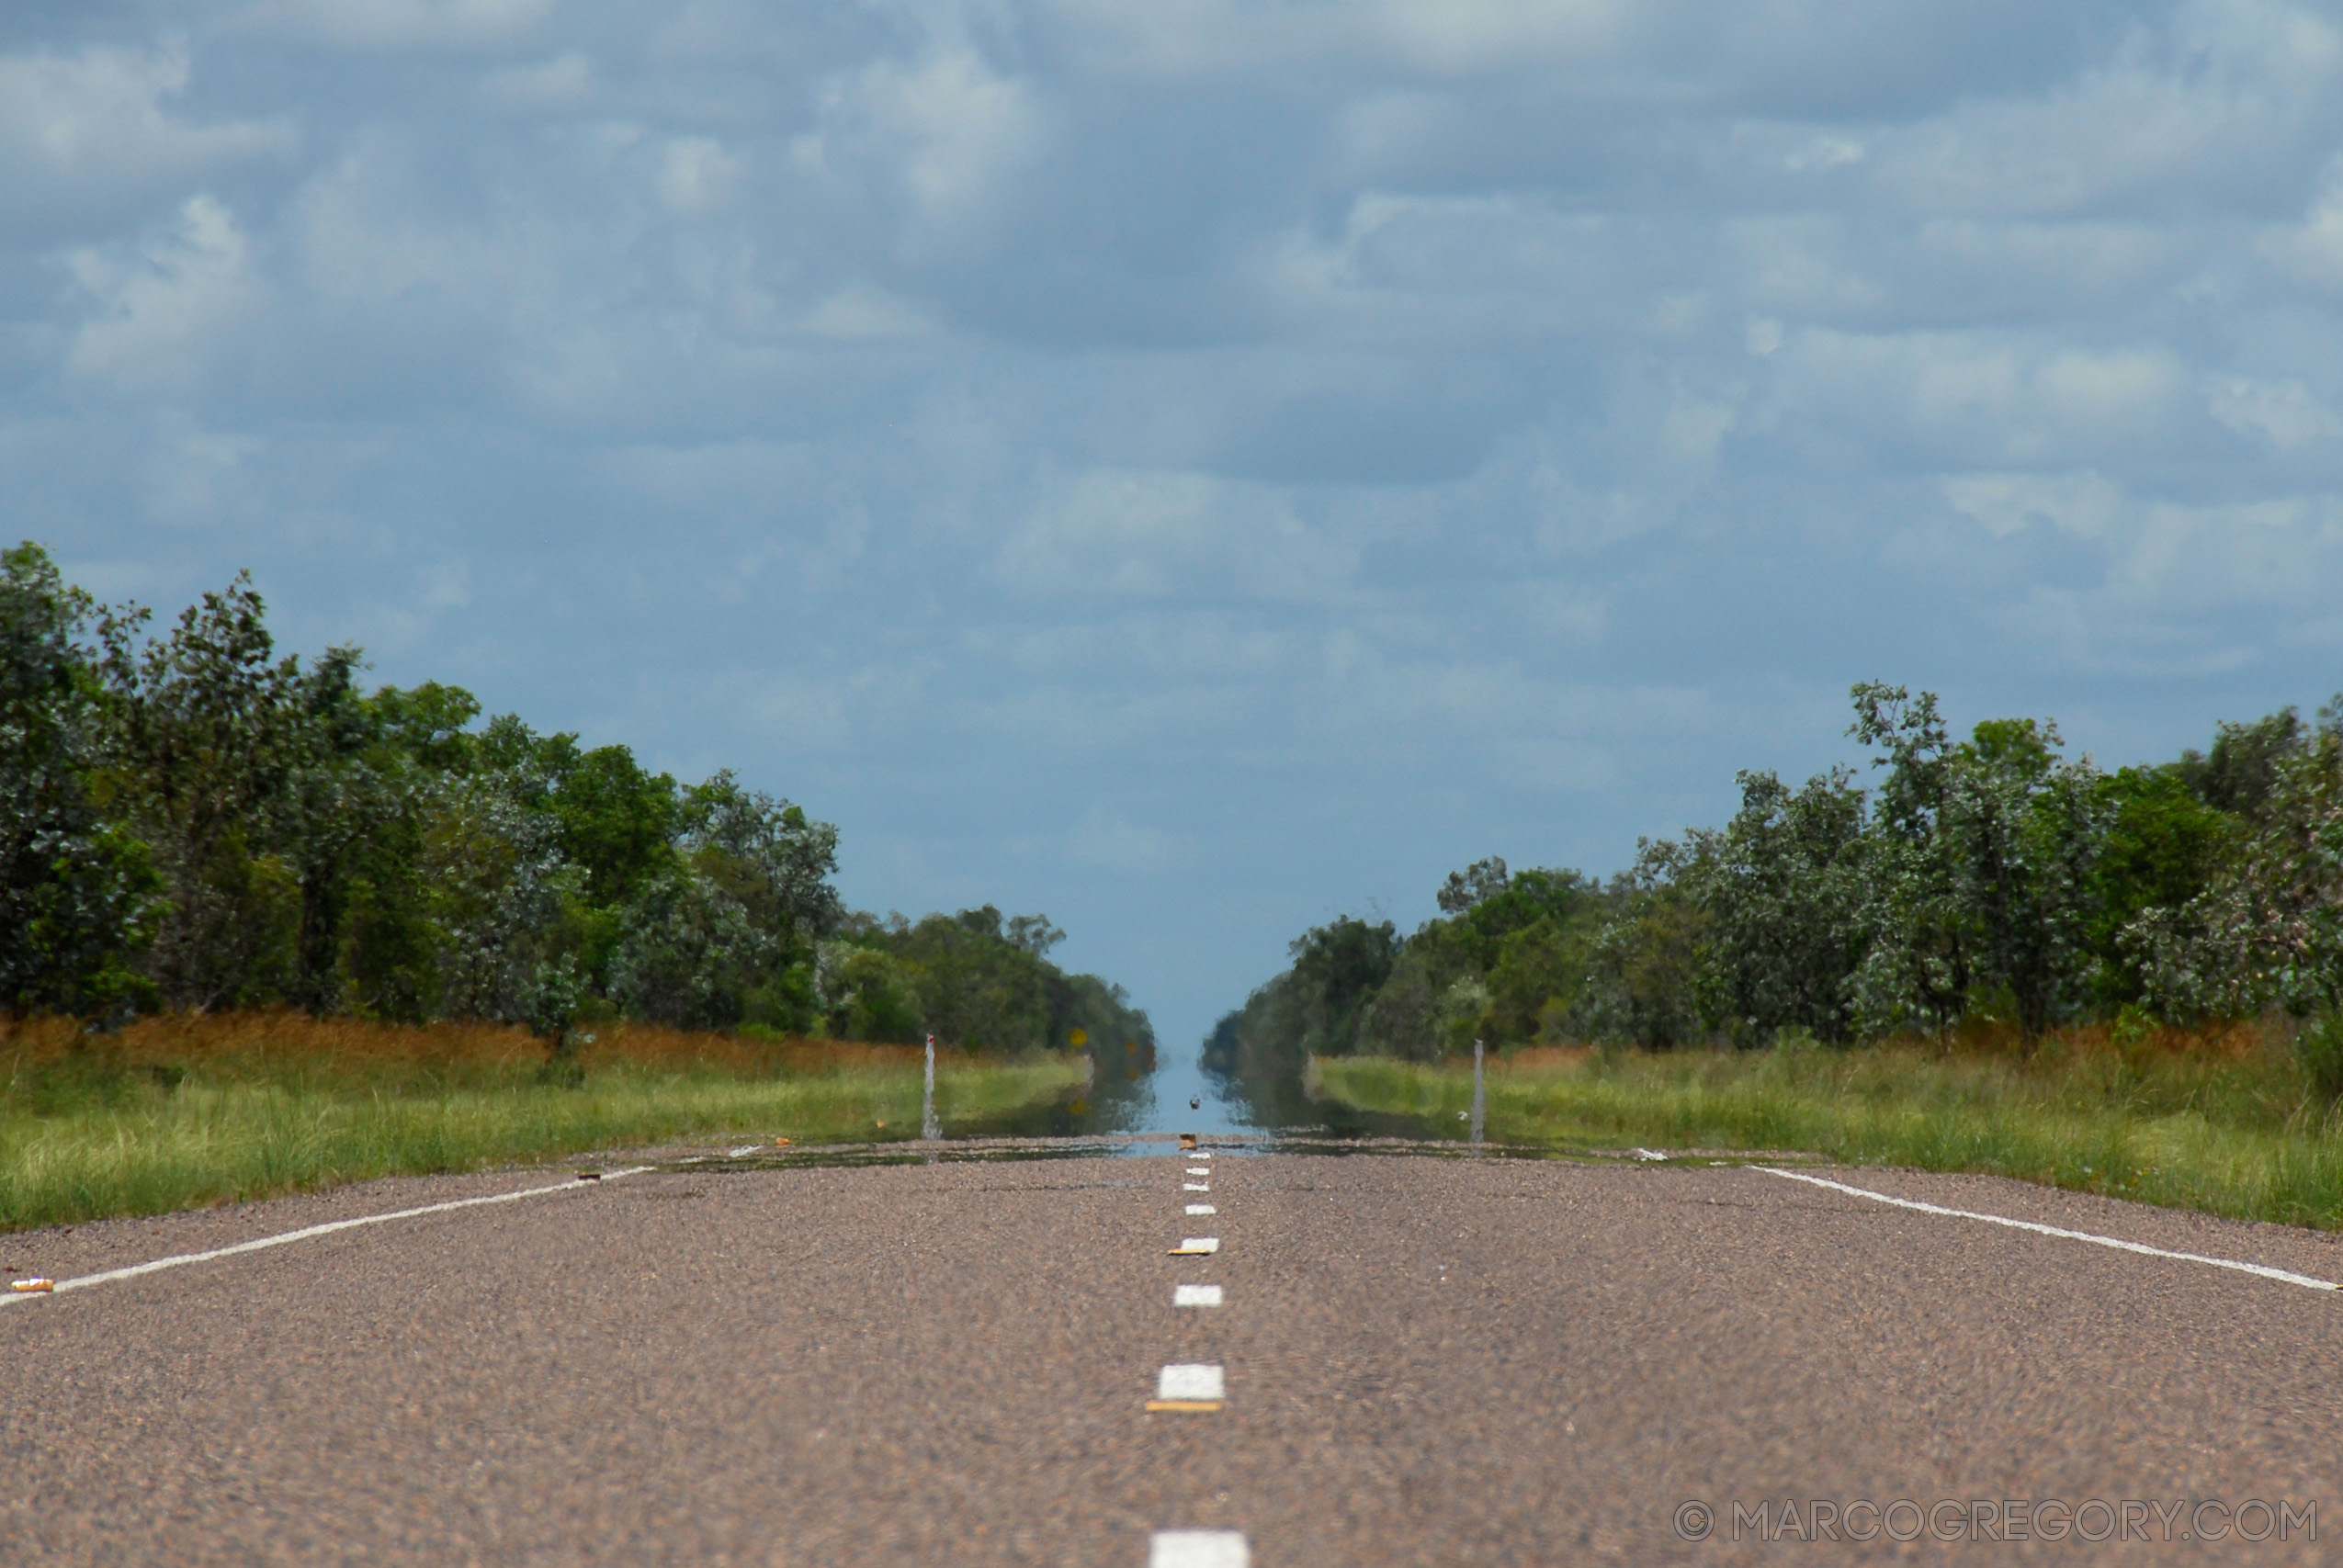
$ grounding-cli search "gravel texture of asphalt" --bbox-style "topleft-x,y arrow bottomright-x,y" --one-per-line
6,1143 -> 2343,1564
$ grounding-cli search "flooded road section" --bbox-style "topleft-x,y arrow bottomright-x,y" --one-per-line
642,1041 -> 1812,1173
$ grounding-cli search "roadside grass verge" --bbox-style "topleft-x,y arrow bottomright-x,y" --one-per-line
0,1013 -> 1086,1232
1314,1021 -> 2343,1229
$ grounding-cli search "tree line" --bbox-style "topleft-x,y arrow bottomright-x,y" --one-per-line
0,543 -> 1152,1058
1206,681 -> 2343,1083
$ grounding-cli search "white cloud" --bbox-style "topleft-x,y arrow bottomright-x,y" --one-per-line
2205,375 -> 2343,449
657,137 -> 740,216
1784,136 -> 1865,173
1068,807 -> 1182,874
1775,330 -> 2188,465
1875,0 -> 2343,219
2262,156 -> 2343,289
480,51 -> 594,108
798,284 -> 934,341
0,45 -> 290,210
998,468 -> 1357,604
795,44 -> 1045,243
248,0 -> 559,51
67,196 -> 262,393
1942,470 -> 2122,539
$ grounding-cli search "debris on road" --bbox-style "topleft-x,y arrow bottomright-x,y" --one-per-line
1179,1133 -> 1198,1151
11,1278 -> 55,1292
576,1170 -> 602,1181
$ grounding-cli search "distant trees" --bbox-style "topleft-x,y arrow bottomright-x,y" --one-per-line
817,906 -> 1149,1055
0,544 -> 1149,1057
1215,681 -> 2343,1070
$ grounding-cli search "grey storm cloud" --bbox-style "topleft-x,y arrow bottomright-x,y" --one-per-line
8,0 -> 2343,1043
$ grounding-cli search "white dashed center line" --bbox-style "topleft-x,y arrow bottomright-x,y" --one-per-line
1149,1530 -> 1250,1567
1183,1182 -> 1210,1191
1173,1284 -> 1223,1307
1169,1236 -> 1220,1255
1186,1167 -> 1211,1175
1156,1363 -> 1225,1401
1186,1203 -> 1216,1215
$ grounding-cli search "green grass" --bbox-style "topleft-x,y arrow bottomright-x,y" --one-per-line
0,1014 -> 1086,1233
1316,1027 -> 2343,1229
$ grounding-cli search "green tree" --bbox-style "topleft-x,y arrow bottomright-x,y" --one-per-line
2084,766 -> 2230,1009
2174,708 -> 2306,823
889,906 -> 1058,1053
1683,767 -> 1873,1043
1850,687 -> 2103,1039
97,572 -> 310,1010
1575,846 -> 1709,1047
2135,698 -> 2343,1019
608,864 -> 769,1031
546,742 -> 679,908
0,544 -> 153,1014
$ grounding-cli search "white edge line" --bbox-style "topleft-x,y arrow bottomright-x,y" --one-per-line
1755,1167 -> 2337,1292
5,1167 -> 651,1305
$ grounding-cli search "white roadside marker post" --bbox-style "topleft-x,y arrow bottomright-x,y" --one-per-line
1470,1036 -> 1486,1146
922,1033 -> 940,1141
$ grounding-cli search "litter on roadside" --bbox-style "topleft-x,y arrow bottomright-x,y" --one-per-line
11,1279 -> 55,1292
1634,1148 -> 1669,1162
576,1170 -> 602,1181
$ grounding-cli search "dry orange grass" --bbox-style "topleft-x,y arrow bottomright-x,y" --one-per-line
0,1010 -> 928,1081
1467,1019 -> 2274,1072
1873,1015 -> 2275,1063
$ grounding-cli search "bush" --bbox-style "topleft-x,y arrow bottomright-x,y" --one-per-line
2296,1013 -> 2343,1104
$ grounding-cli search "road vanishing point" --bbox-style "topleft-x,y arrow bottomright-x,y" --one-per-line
6,1138 -> 2343,1564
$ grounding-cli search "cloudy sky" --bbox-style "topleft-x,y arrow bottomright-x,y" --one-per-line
11,0 -> 2343,1053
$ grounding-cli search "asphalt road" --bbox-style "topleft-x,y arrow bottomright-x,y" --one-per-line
6,1144 -> 2343,1564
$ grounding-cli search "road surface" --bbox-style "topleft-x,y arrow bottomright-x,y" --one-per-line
6,1142 -> 2341,1563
